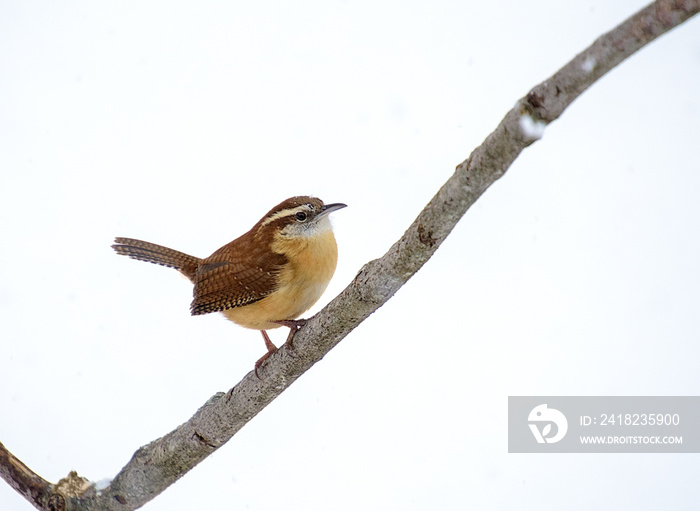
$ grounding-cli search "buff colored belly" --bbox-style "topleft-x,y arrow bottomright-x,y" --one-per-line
222,230 -> 338,330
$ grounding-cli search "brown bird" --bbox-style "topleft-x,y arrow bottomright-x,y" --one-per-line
112,196 -> 346,376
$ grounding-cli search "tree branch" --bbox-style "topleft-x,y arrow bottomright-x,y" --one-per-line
2,1 -> 698,509
0,441 -> 51,510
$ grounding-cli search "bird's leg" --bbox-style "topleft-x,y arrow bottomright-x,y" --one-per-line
254,330 -> 278,378
274,319 -> 308,349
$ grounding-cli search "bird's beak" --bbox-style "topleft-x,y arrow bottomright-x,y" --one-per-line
318,203 -> 347,218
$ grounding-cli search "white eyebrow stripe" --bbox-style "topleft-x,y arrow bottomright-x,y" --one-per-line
259,205 -> 309,227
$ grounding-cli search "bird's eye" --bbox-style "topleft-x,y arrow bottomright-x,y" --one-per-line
295,211 -> 307,222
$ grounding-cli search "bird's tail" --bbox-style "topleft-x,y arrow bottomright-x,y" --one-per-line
112,237 -> 201,282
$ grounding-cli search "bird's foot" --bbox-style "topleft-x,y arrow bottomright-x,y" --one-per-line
254,351 -> 275,379
255,330 -> 279,378
274,319 -> 308,349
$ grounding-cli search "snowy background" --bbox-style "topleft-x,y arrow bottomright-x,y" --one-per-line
2,1 -> 699,510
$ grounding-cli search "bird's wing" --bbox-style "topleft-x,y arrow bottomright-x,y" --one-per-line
190,244 -> 287,315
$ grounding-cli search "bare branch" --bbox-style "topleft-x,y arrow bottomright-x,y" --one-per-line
2,1 -> 698,509
0,441 -> 51,510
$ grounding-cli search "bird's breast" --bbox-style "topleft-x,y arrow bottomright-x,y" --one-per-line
222,229 -> 338,330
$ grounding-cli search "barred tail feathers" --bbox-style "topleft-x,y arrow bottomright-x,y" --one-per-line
112,237 -> 201,281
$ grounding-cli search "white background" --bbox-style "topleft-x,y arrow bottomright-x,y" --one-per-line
2,1 -> 699,510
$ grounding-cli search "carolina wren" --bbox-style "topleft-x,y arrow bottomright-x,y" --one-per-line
112,196 -> 346,375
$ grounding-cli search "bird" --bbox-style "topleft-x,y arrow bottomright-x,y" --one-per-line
112,196 -> 346,376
